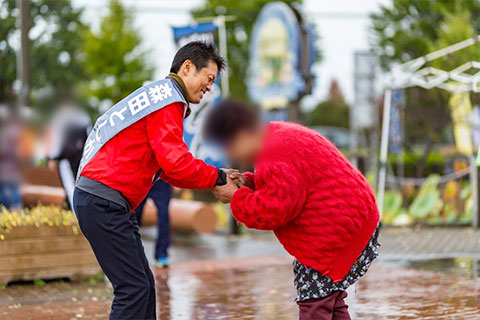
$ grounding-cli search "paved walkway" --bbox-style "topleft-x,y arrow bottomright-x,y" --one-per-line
1,257 -> 479,319
378,227 -> 480,260
141,227 -> 480,265
1,227 -> 480,319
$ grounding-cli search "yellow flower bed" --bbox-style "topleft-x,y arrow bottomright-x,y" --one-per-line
0,205 -> 80,240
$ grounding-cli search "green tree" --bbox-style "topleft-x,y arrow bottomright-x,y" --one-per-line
307,79 -> 349,128
192,0 -> 318,100
370,0 -> 480,70
370,0 -> 480,177
307,99 -> 350,128
0,1 -> 17,102
82,0 -> 153,109
430,10 -> 480,71
306,79 -> 350,128
0,0 -> 87,103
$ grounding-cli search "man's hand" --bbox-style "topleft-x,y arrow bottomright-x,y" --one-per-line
228,172 -> 248,188
221,168 -> 239,175
212,177 -> 239,203
220,168 -> 248,188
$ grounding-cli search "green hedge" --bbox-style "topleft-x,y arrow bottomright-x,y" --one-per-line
388,152 -> 445,177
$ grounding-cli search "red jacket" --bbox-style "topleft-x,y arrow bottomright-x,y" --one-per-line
80,102 -> 218,210
231,122 -> 379,282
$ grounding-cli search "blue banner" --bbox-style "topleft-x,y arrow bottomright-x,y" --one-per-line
172,22 -> 225,168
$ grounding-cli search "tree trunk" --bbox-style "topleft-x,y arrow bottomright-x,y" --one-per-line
416,140 -> 434,178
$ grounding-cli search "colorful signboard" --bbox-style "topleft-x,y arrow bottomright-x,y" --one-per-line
247,2 -> 313,112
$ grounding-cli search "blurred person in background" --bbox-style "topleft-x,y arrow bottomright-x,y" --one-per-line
0,104 -> 23,209
134,179 -> 172,268
205,99 -> 380,320
46,94 -> 90,210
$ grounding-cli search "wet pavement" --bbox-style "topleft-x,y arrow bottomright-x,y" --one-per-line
139,226 -> 480,265
2,257 -> 480,319
1,228 -> 480,319
140,230 -> 287,265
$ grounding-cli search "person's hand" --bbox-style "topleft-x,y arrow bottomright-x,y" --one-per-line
228,171 -> 248,188
212,177 -> 239,203
220,168 -> 247,187
172,186 -> 182,195
47,159 -> 57,172
221,168 -> 239,176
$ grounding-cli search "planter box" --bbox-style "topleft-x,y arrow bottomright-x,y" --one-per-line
0,225 -> 101,285
23,166 -> 62,187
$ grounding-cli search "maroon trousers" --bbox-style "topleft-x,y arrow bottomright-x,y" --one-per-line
297,291 -> 351,320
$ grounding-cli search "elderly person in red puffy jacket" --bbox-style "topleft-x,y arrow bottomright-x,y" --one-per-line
205,99 -> 380,320
73,42 -> 237,320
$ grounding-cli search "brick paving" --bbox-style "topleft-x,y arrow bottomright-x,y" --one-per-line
1,227 -> 480,319
378,227 -> 480,260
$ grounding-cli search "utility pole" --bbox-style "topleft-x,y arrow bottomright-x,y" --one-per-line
288,100 -> 301,123
196,13 -> 237,234
471,155 -> 479,228
17,0 -> 30,108
195,14 -> 234,97
377,89 -> 392,217
216,15 -> 230,97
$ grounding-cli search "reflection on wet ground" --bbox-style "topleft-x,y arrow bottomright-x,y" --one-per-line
2,229 -> 480,319
158,257 -> 480,320
155,257 -> 297,320
1,255 -> 480,319
397,257 -> 480,279
352,261 -> 480,319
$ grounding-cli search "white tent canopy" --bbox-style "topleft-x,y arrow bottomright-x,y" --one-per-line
377,35 -> 480,226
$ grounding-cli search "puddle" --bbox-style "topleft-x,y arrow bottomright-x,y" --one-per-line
382,257 -> 480,279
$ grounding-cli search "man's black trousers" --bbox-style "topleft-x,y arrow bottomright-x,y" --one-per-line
73,188 -> 156,320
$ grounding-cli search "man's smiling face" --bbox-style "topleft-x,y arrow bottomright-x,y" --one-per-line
180,60 -> 218,104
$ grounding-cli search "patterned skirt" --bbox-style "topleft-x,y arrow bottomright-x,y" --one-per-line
293,226 -> 380,301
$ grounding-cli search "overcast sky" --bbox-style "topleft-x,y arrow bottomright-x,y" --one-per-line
74,0 -> 390,109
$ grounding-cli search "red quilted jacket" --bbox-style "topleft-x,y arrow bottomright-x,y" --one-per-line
230,122 -> 379,282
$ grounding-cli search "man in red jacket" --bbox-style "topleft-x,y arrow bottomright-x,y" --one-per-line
73,42 -> 236,320
205,99 -> 380,320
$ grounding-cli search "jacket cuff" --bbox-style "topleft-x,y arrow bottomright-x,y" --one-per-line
243,172 -> 255,189
215,168 -> 227,186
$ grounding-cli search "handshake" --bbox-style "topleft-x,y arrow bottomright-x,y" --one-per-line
212,169 -> 248,204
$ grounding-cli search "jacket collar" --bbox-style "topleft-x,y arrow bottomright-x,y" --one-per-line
167,73 -> 191,118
